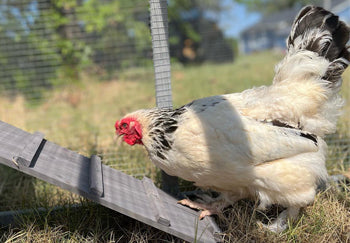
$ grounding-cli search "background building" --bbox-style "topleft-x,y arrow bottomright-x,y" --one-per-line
240,0 -> 350,54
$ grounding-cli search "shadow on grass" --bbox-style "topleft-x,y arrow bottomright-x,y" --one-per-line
0,165 -> 37,211
0,202 -> 182,242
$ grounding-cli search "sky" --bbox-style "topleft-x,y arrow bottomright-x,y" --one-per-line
218,1 -> 262,38
217,0 -> 350,37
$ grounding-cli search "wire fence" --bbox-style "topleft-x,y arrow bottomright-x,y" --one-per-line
0,0 -> 153,100
0,0 -> 349,182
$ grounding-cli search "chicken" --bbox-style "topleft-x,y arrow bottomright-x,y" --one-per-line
115,6 -> 350,232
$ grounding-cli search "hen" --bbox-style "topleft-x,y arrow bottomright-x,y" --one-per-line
115,6 -> 350,232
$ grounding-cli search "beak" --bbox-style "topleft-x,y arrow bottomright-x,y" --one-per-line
114,132 -> 123,141
113,132 -> 124,147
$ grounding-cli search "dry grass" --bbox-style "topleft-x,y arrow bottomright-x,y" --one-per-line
0,203 -> 183,242
1,189 -> 349,243
0,51 -> 349,242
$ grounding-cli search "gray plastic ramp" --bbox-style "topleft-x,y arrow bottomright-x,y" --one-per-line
0,120 -> 221,243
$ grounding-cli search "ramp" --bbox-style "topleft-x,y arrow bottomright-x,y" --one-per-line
0,120 -> 221,242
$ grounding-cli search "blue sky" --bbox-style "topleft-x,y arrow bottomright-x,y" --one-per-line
217,1 -> 350,37
218,1 -> 261,37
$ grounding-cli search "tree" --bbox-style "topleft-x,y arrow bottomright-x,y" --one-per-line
76,0 -> 151,73
0,0 -> 236,100
0,0 -> 94,99
0,0 -> 151,99
168,0 -> 234,63
0,1 -> 63,99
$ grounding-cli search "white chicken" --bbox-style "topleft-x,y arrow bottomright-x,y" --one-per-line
115,6 -> 350,232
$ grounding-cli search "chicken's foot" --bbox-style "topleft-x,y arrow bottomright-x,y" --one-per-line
257,206 -> 300,233
178,196 -> 228,219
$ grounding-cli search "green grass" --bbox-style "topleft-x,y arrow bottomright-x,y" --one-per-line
0,51 -> 349,242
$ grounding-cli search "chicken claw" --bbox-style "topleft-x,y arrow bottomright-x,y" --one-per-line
178,198 -> 224,219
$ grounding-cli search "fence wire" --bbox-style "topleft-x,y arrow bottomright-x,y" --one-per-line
0,0 -> 348,181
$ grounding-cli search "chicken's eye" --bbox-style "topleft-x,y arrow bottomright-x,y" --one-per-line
122,123 -> 128,128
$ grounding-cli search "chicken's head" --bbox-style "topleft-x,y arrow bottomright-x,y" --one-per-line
115,117 -> 143,145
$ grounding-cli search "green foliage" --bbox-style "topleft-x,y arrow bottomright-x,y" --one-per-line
168,0 -> 235,63
168,0 -> 225,44
0,0 -> 152,99
0,0 -> 82,99
77,0 -> 122,33
1,0 -> 304,100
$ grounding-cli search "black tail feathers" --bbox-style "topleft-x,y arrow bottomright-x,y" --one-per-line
288,5 -> 349,85
288,6 -> 349,62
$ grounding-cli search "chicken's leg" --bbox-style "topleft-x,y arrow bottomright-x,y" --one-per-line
258,206 -> 300,233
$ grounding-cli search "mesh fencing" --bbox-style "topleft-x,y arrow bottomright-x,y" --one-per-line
0,0 -> 153,100
0,0 -> 348,181
0,0 -> 156,179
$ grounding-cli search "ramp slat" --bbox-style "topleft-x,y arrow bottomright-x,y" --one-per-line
89,155 -> 104,197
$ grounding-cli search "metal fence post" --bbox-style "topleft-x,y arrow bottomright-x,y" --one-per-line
149,0 -> 179,196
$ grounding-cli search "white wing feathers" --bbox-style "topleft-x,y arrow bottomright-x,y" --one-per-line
241,117 -> 318,165
180,95 -> 318,167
